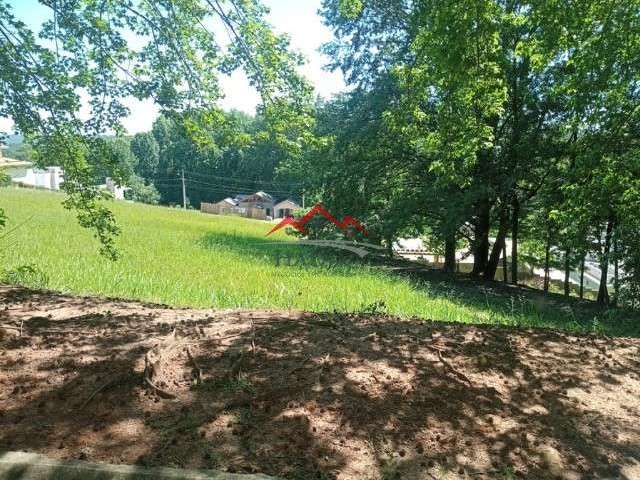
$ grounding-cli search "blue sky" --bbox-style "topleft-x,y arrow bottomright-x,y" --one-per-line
0,0 -> 345,134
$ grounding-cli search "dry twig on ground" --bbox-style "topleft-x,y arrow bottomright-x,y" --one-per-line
428,346 -> 474,386
78,374 -> 128,410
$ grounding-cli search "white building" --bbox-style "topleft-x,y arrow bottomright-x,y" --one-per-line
2,149 -> 127,200
2,148 -> 64,191
12,166 -> 65,191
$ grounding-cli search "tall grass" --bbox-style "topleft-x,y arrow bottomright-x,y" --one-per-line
1,187 -> 638,336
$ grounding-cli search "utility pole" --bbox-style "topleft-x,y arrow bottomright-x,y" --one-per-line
302,191 -> 305,209
181,168 -> 187,209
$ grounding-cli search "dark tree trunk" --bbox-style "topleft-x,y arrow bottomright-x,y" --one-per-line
511,196 -> 519,284
613,236 -> 619,306
579,254 -> 585,299
502,243 -> 508,283
485,208 -> 509,280
385,235 -> 394,258
597,218 -> 614,305
472,198 -> 491,277
443,233 -> 456,273
543,228 -> 551,293
564,248 -> 571,297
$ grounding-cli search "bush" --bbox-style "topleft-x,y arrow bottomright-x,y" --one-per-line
0,169 -> 10,187
125,175 -> 161,204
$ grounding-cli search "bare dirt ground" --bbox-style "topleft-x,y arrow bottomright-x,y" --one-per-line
1,285 -> 639,480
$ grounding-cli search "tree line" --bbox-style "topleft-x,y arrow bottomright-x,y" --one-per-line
282,0 -> 640,306
88,111 -> 303,207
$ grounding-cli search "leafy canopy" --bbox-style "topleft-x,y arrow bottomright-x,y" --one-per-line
0,0 -> 315,258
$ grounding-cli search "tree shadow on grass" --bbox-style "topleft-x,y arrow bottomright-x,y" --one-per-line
1,286 -> 639,479
197,231 -> 640,338
197,230 -> 370,274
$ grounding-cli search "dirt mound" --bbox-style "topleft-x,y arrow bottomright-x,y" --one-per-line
1,285 -> 639,479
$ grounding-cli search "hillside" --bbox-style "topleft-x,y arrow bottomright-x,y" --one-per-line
0,187 -> 638,336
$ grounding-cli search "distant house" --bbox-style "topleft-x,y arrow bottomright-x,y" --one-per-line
274,199 -> 300,218
2,148 -> 127,199
12,166 -> 65,191
201,197 -> 244,216
1,148 -> 64,190
238,191 -> 275,217
201,192 -> 301,221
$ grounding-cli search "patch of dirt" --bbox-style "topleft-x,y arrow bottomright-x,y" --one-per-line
1,285 -> 639,480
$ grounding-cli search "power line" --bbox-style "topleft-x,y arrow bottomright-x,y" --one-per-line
181,168 -> 187,209
150,166 -> 304,184
150,174 -> 301,193
152,182 -> 301,201
182,177 -> 300,196
179,170 -> 305,187
144,175 -> 303,201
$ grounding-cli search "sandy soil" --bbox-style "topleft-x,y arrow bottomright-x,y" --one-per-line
1,285 -> 639,480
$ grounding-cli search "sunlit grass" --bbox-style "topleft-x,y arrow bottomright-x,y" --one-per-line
1,187 -> 638,336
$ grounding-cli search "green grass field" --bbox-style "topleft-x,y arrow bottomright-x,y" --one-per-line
1,187 -> 638,336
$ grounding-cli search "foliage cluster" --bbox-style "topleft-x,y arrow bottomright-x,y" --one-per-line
0,0 -> 314,258
285,0 -> 640,305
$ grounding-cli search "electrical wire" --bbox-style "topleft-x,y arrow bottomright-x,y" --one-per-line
140,173 -> 303,202
182,177 -> 300,196
151,181 -> 302,202
185,170 -> 304,187
149,176 -> 300,194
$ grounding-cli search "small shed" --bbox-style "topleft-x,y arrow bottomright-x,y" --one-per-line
201,197 -> 244,215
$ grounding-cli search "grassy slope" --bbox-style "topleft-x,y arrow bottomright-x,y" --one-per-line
1,187 -> 638,336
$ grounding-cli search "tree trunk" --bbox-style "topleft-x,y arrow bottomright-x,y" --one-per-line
443,233 -> 456,273
613,236 -> 619,306
502,243 -> 508,283
471,198 -> 491,277
597,217 -> 614,305
543,229 -> 551,293
511,197 -> 519,284
564,248 -> 571,297
579,254 -> 585,299
385,235 -> 393,258
484,208 -> 509,280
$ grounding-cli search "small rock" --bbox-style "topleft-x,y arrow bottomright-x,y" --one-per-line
539,445 -> 563,477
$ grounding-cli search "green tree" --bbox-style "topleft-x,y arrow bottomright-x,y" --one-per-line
126,175 -> 161,204
130,132 -> 159,180
1,0 -> 314,258
317,0 -> 640,304
3,141 -> 35,162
